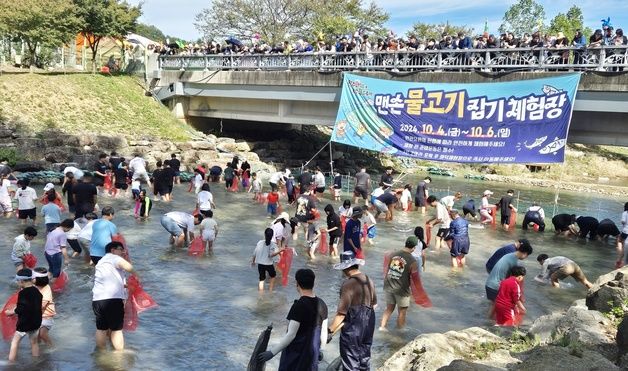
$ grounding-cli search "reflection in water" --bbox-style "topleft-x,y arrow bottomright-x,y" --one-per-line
0,176 -> 623,369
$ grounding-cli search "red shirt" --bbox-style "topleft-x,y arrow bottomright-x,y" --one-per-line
267,192 -> 279,204
495,276 -> 522,309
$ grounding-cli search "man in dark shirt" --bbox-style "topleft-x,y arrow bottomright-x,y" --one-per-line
415,176 -> 431,214
552,213 -> 576,235
257,269 -> 328,369
462,199 -> 477,220
496,190 -> 517,231
294,190 -> 317,240
8,268 -> 43,361
72,177 -> 98,219
93,153 -> 109,189
485,239 -> 531,273
299,169 -> 313,194
380,167 -> 393,185
376,191 -> 398,221
109,151 -> 122,171
169,154 -> 181,184
570,216 -> 599,239
161,160 -> 176,201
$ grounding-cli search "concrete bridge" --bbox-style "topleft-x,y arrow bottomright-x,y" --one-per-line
152,69 -> 628,146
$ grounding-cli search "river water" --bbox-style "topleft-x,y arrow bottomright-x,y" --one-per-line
0,176 -> 624,370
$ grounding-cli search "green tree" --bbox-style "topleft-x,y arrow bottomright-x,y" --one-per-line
499,0 -> 545,36
135,23 -> 166,43
73,0 -> 141,71
407,22 -> 474,41
0,0 -> 80,67
194,0 -> 388,46
548,6 -> 592,41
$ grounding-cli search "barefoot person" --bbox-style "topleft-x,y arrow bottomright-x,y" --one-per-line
257,269 -> 328,368
495,266 -> 527,327
11,227 -> 38,272
7,268 -> 42,361
485,243 -> 533,318
535,254 -> 593,289
251,228 -> 283,292
446,209 -> 470,268
160,211 -> 203,247
425,196 -> 451,250
92,241 -> 136,351
33,267 -> 55,347
379,236 -> 419,331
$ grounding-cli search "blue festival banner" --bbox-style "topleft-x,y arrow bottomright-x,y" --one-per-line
331,73 -> 581,163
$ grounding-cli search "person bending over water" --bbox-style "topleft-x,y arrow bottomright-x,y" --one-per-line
535,254 -> 593,289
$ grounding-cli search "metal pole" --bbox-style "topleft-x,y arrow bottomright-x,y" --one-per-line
329,141 -> 334,177
516,191 -> 520,210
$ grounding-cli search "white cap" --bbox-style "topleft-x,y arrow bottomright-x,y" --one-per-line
483,190 -> 493,196
43,183 -> 54,192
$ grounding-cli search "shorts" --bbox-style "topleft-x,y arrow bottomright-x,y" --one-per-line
330,235 -> 340,246
92,298 -> 124,331
115,183 -> 128,190
501,214 -> 510,225
354,186 -> 368,199
257,264 -> 276,281
267,203 -> 277,215
45,251 -> 63,278
552,262 -> 586,283
334,188 -> 341,197
67,239 -> 82,254
41,317 -> 54,330
315,187 -> 325,194
15,329 -> 39,339
462,206 -> 476,218
78,237 -> 91,256
269,182 -> 278,192
132,170 -> 149,181
415,196 -> 426,207
485,286 -> 499,301
0,197 -> 12,212
161,215 -> 183,237
200,209 -> 212,218
174,171 -> 181,177
156,186 -> 170,196
18,208 -> 36,220
202,229 -> 215,242
46,223 -> 60,233
384,291 -> 410,308
373,199 -> 388,213
132,189 -> 140,199
450,237 -> 470,257
436,228 -> 450,238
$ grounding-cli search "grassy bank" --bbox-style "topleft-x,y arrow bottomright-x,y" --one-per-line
0,73 -> 191,141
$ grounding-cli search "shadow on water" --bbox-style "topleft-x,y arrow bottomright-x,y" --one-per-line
0,175 -> 624,369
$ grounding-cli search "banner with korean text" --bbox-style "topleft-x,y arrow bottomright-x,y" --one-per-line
331,73 -> 581,163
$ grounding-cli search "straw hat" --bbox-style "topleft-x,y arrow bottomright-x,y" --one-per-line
333,251 -> 365,270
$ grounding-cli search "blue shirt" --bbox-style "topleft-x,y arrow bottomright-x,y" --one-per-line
343,218 -> 361,253
449,217 -> 469,238
90,219 -> 118,258
485,252 -> 519,290
42,203 -> 62,224
485,244 -> 517,273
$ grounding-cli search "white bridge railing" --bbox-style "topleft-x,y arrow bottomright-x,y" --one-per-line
158,46 -> 628,72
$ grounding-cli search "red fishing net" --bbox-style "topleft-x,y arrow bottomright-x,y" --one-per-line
277,248 -> 294,286
52,271 -> 69,293
317,229 -> 328,255
188,237 -> 204,257
0,291 -> 19,341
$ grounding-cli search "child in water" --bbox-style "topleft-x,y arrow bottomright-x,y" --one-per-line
134,189 -> 152,220
306,219 -> 321,260
400,184 -> 413,211
495,266 -> 526,326
266,189 -> 280,218
333,172 -> 342,201
248,172 -> 262,202
7,268 -> 43,361
33,267 -> 55,347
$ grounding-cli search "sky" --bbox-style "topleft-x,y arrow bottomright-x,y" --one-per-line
129,0 -> 628,41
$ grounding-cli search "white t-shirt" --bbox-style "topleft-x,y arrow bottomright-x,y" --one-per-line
129,157 -> 146,173
401,189 -> 412,204
66,221 -> 82,240
194,174 -> 203,188
15,187 -> 37,210
435,202 -> 451,228
165,212 -> 195,231
253,240 -> 277,266
78,220 -> 96,241
200,217 -> 218,235
252,178 -> 262,192
338,206 -> 353,218
528,205 -> 546,220
64,166 -> 84,180
314,172 -> 325,188
271,222 -> 285,242
92,253 -> 127,301
0,179 -> 11,199
197,191 -> 214,210
481,196 -> 490,210
371,187 -> 385,198
269,172 -> 283,184
440,195 -> 456,208
131,180 -> 141,191
622,211 -> 628,234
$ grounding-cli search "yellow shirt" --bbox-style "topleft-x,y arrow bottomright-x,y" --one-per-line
38,285 -> 56,318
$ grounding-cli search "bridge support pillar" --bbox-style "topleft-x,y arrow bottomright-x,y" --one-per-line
170,97 -> 188,120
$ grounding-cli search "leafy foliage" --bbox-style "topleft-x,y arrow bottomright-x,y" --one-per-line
0,0 -> 80,66
548,6 -> 592,41
73,0 -> 141,70
194,0 -> 388,45
135,23 -> 166,43
499,0 -> 545,36
0,148 -> 22,167
407,22 -> 474,41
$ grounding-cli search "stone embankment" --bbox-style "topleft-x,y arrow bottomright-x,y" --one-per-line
379,266 -> 628,370
0,121 -> 276,178
483,174 -> 628,198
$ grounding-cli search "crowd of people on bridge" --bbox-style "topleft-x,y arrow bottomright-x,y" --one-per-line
0,154 -> 626,370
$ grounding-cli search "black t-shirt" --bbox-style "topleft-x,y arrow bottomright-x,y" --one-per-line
109,157 -> 122,171
463,200 -> 475,211
577,216 -> 599,231
240,161 -> 251,175
152,168 -> 163,184
209,166 -> 222,176
169,158 -> 181,172
280,296 -> 328,370
161,167 -> 175,186
597,219 -> 620,236
114,168 -> 128,185
552,214 -> 574,230
498,195 -> 513,216
62,181 -> 75,206
327,213 -> 342,237
300,172 -> 313,187
15,286 -> 43,332
287,296 -> 327,338
416,181 -> 427,197
380,173 -> 393,184
72,181 -> 97,205
377,191 -> 398,205
94,161 -> 108,181
295,195 -> 315,222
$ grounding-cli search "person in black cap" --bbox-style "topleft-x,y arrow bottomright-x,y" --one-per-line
328,251 -> 376,371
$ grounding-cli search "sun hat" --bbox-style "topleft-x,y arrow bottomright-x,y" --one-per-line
483,190 -> 494,196
333,251 -> 365,270
273,212 -> 290,223
43,183 -> 55,192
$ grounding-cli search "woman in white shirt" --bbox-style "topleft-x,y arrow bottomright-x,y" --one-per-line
14,179 -> 38,224
251,228 -> 283,292
196,183 -> 216,216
